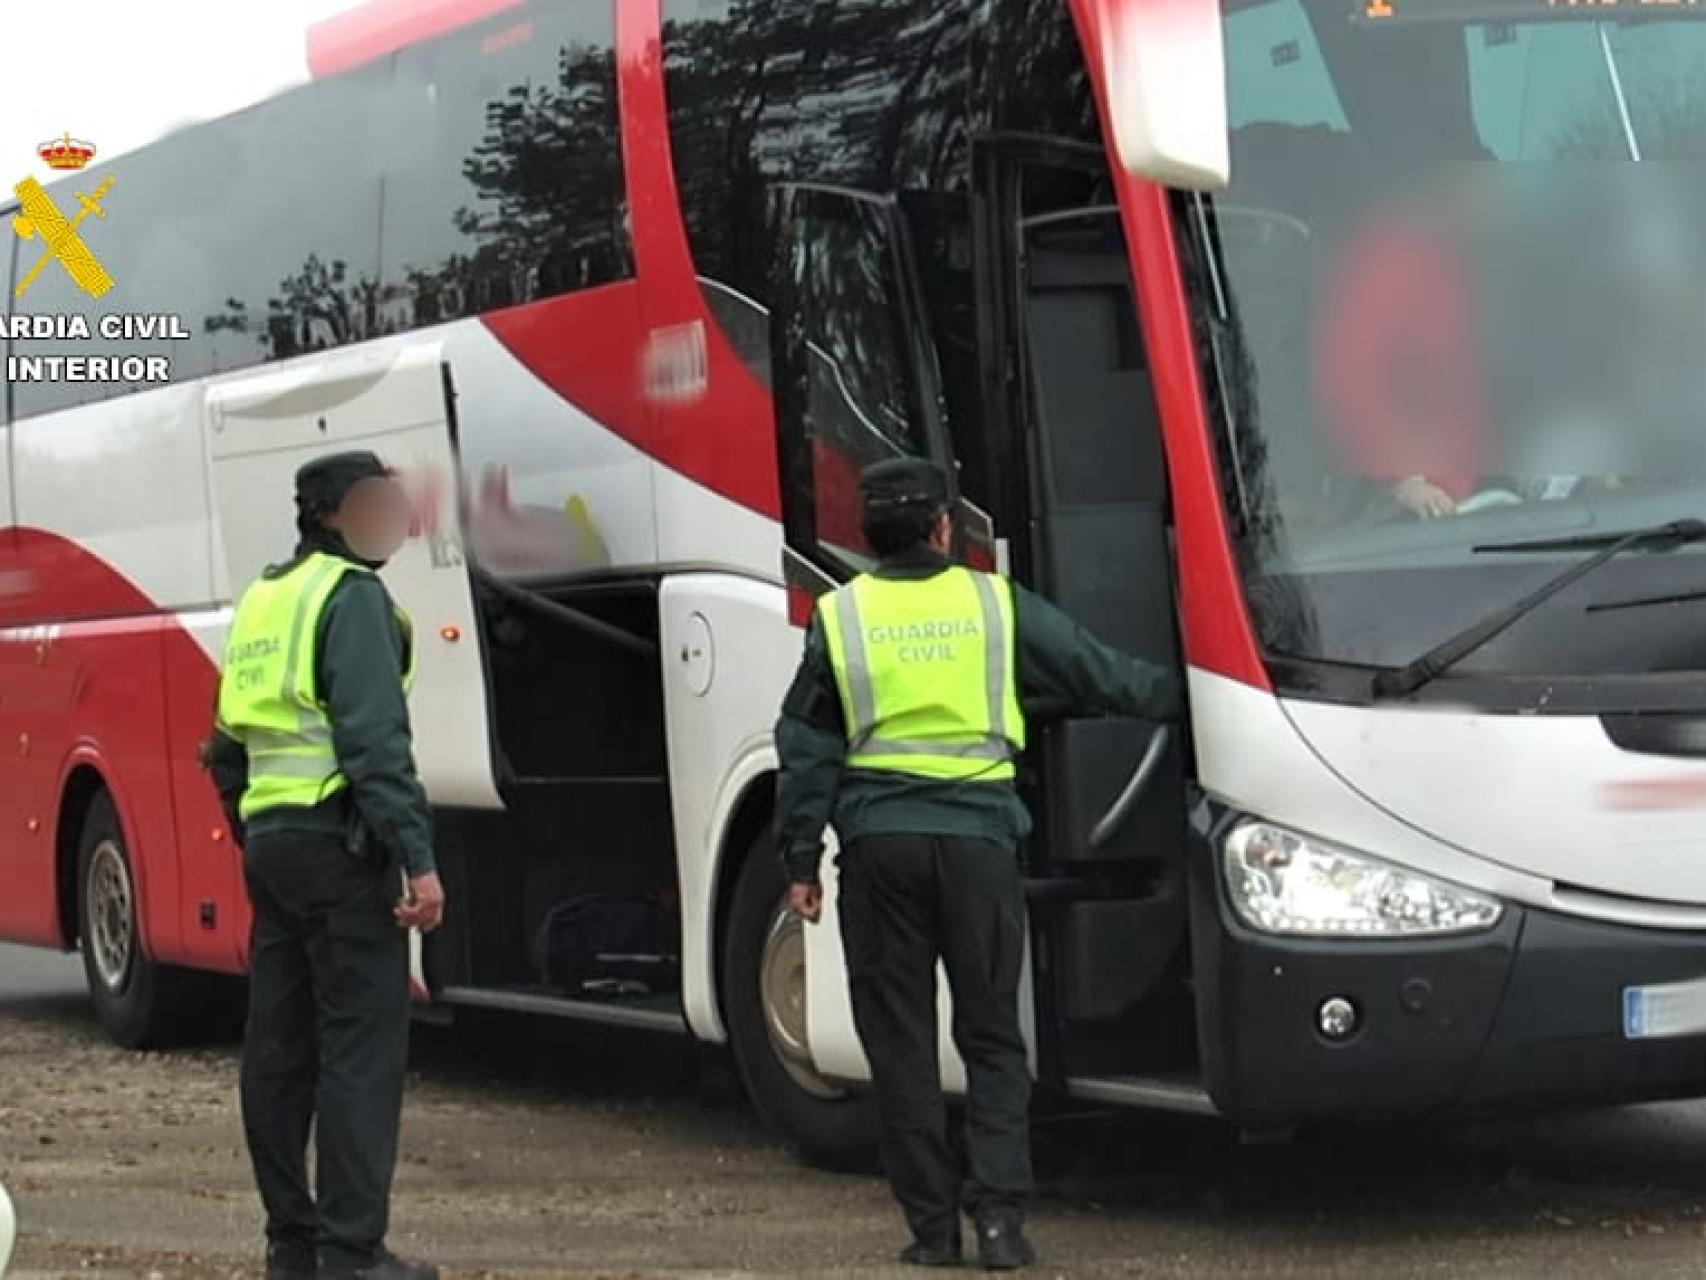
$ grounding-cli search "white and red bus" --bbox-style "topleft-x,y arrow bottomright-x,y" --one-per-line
8,0 -> 1706,1164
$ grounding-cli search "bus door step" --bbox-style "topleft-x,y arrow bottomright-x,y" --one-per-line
1062,1072 -> 1217,1117
436,983 -> 687,1034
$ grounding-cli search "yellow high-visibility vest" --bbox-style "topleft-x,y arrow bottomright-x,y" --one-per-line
819,566 -> 1024,782
216,551 -> 414,820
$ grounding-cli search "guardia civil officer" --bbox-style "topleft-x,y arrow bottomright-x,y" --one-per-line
775,459 -> 1181,1271
204,451 -> 442,1280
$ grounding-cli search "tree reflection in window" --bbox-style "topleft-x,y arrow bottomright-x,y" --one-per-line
797,199 -> 922,463
202,5 -> 628,367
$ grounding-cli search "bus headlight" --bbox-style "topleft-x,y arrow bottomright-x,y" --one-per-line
1222,821 -> 1503,937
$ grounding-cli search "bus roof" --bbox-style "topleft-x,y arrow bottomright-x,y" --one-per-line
306,0 -> 526,79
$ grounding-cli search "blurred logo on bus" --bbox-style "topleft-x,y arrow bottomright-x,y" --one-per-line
392,461 -> 611,574
643,320 -> 709,404
1602,776 -> 1706,811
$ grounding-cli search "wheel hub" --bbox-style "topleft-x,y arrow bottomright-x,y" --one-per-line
759,900 -> 846,1100
86,839 -> 134,992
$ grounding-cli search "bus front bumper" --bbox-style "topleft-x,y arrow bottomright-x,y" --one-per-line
1192,859 -> 1706,1125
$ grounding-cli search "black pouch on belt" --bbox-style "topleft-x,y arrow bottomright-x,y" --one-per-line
341,798 -> 377,865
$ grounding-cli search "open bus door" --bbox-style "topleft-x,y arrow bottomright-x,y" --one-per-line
971,136 -> 1199,1106
205,342 -> 502,995
769,182 -> 1036,1096
773,183 -> 996,605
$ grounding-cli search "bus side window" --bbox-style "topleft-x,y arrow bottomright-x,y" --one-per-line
385,3 -> 630,323
769,185 -> 952,579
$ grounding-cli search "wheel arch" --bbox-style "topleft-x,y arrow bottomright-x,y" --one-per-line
61,748 -> 215,1050
710,770 -> 777,1024
53,747 -> 156,957
54,762 -> 112,948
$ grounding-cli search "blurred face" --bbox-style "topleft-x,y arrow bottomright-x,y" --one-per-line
327,475 -> 411,563
928,508 -> 954,553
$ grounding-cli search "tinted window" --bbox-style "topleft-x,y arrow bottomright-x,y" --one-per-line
11,59 -> 393,420
660,0 -> 766,303
11,0 -> 628,421
775,189 -> 935,570
797,195 -> 927,464
660,0 -> 976,306
660,0 -> 1088,474
384,2 -> 629,325
209,64 -> 395,367
981,0 -> 1100,141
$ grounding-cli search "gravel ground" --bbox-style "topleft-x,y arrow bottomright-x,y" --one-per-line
10,945 -> 1706,1278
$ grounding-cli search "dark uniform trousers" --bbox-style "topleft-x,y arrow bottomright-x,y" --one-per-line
240,828 -> 409,1270
839,832 -> 1033,1244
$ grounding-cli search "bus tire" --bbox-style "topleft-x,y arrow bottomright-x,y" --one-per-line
722,838 -> 879,1172
76,791 -> 190,1049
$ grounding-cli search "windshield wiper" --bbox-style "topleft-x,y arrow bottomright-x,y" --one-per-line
1587,585 -> 1706,614
1371,518 -> 1706,699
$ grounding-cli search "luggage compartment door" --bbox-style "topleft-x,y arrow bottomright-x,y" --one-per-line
206,341 -> 501,811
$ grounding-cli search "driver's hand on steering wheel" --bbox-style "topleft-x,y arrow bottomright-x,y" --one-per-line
1393,476 -> 1457,520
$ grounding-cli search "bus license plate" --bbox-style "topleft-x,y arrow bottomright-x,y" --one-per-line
1622,976 -> 1706,1040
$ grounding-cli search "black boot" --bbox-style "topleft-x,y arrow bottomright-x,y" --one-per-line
899,1233 -> 963,1267
974,1213 -> 1035,1271
265,1243 -> 318,1279
318,1251 -> 439,1280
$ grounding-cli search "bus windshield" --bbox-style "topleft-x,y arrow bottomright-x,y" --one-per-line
1203,0 -> 1706,683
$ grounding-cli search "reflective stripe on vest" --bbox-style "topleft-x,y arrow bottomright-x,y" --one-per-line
819,566 -> 1024,782
216,552 -> 415,820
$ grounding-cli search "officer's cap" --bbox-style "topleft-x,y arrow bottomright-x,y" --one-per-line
859,458 -> 950,516
295,450 -> 394,520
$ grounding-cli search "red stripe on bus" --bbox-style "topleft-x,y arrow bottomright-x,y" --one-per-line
478,1 -> 782,521
0,528 -> 247,972
786,583 -> 816,630
0,526 -> 154,625
1066,0 -> 1269,690
614,0 -> 780,519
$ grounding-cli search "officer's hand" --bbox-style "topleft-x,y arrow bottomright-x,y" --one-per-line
395,872 -> 446,932
787,880 -> 822,924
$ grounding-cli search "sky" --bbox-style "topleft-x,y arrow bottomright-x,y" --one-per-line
0,0 -> 363,180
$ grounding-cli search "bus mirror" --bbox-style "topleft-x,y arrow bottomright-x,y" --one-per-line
1096,0 -> 1231,191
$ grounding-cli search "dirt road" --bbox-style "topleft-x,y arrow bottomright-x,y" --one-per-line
10,945 -> 1706,1278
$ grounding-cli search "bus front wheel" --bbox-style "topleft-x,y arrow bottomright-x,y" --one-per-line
76,791 -> 192,1048
722,838 -> 878,1172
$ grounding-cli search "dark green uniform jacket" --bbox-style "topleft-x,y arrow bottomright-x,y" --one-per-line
205,532 -> 436,876
776,547 -> 1182,883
